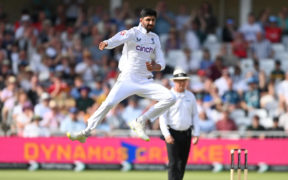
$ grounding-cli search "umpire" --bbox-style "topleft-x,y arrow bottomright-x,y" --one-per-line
160,68 -> 200,180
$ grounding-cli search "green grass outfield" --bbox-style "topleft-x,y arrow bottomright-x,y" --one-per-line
0,170 -> 288,180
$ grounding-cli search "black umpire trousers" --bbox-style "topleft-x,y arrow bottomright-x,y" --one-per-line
166,127 -> 192,180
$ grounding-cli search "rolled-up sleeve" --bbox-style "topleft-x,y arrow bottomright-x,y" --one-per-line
159,110 -> 170,138
105,29 -> 135,49
192,95 -> 200,136
154,36 -> 166,71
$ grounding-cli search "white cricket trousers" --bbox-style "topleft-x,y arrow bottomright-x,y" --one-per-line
83,73 -> 176,135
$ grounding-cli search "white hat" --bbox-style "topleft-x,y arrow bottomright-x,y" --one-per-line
171,68 -> 190,80
21,15 -> 30,22
40,92 -> 50,101
8,76 -> 16,83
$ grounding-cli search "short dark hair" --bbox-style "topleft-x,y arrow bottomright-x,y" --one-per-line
140,8 -> 157,18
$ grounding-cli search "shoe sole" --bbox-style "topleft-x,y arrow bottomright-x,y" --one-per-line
66,132 -> 86,143
129,123 -> 150,142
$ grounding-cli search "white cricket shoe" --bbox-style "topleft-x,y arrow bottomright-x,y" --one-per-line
129,119 -> 150,141
67,131 -> 87,143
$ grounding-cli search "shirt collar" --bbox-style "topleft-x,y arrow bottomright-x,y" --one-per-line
137,23 -> 149,34
172,88 -> 186,97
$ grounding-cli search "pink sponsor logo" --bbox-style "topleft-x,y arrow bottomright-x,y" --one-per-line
136,45 -> 153,53
0,137 -> 288,165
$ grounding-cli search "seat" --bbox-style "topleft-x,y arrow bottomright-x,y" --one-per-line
230,109 -> 247,126
260,117 -> 273,128
275,52 -> 288,60
230,109 -> 246,119
192,50 -> 203,60
248,109 -> 268,119
259,59 -> 275,77
240,58 -> 254,75
189,75 -> 201,84
272,43 -> 285,54
166,50 -> 186,67
281,35 -> 288,48
279,59 -> 288,72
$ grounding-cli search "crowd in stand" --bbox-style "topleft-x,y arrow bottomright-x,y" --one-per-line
0,0 -> 288,138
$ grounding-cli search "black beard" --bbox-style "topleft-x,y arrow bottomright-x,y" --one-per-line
145,26 -> 153,32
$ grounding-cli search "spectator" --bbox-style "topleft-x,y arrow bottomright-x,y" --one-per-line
270,60 -> 285,84
222,18 -> 237,43
65,0 -> 81,24
249,60 -> 267,90
257,8 -> 270,29
199,48 -> 213,71
247,115 -> 265,131
278,7 -> 288,35
214,68 -> 231,97
239,13 -> 262,42
55,54 -> 75,84
268,117 -> 284,131
250,32 -> 273,59
265,16 -> 282,43
0,59 -> 13,81
26,75 -> 41,105
89,35 -> 109,62
34,92 -> 51,118
76,86 -> 94,112
175,4 -> 190,30
279,105 -> 288,132
15,14 -> 37,41
232,32 -> 249,58
179,48 -> 200,73
185,20 -> 200,51
60,107 -> 86,133
106,103 -> 127,130
47,75 -> 69,98
165,28 -> 181,52
247,115 -> 266,139
222,78 -> 241,110
89,80 -> 104,99
207,56 -> 225,81
70,76 -> 84,99
241,77 -> 261,111
41,100 -> 64,133
199,1 -> 217,34
216,110 -> 237,131
198,110 -> 215,134
260,80 -> 278,110
218,45 -> 239,67
75,50 -> 100,84
155,0 -> 175,36
36,55 -> 51,82
1,76 -> 18,124
277,72 -> 288,110
12,90 -> 31,124
15,102 -> 34,136
23,115 -> 50,137
231,65 -> 247,94
122,97 -> 143,125
96,83 -> 111,105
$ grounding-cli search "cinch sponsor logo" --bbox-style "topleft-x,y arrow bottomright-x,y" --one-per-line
136,45 -> 153,53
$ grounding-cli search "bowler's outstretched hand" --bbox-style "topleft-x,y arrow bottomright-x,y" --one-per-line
99,41 -> 108,50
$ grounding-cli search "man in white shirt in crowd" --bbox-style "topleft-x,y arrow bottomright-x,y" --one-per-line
160,68 -> 200,180
239,13 -> 262,43
67,8 -> 176,143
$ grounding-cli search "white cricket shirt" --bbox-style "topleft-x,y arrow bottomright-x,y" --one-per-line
159,89 -> 200,137
105,23 -> 165,78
